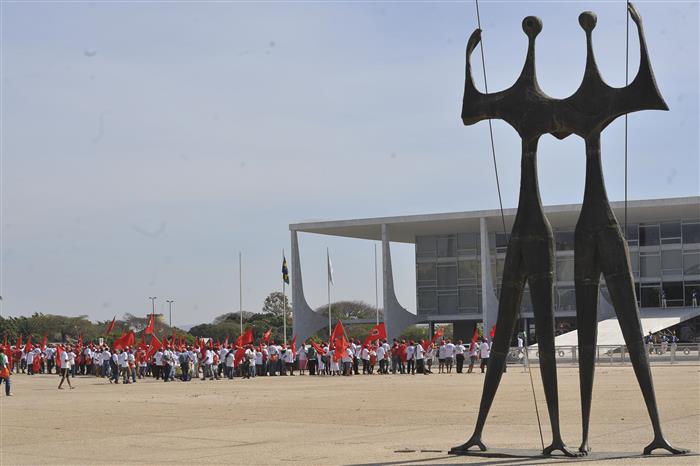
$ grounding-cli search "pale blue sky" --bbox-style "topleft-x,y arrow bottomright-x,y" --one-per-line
1,1 -> 697,326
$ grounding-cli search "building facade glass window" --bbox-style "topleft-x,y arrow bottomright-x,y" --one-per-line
682,222 -> 700,244
555,230 -> 575,251
639,224 -> 660,247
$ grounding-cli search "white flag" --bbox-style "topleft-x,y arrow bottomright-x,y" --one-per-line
327,249 -> 334,286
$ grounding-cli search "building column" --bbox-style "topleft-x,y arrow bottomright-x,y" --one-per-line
291,230 -> 327,344
480,217 -> 499,337
382,224 -> 417,341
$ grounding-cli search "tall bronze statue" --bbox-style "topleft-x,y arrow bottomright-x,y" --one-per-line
451,3 -> 688,457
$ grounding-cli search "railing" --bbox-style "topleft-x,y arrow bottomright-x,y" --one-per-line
502,344 -> 700,366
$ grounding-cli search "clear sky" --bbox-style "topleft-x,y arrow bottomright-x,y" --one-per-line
1,1 -> 698,327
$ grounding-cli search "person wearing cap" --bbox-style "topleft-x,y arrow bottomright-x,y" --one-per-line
58,345 -> 75,389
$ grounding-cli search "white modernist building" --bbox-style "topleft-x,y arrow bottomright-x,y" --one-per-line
290,196 -> 700,344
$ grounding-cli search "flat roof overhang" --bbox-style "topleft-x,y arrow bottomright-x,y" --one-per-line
290,196 -> 700,244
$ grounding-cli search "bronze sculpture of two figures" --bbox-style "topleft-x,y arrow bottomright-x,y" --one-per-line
451,3 -> 688,457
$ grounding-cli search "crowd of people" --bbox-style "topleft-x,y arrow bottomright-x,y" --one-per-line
0,335 -> 496,396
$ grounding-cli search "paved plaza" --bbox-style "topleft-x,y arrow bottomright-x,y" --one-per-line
1,365 -> 697,465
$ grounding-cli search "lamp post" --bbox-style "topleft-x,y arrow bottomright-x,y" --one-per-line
166,300 -> 174,327
148,297 -> 157,331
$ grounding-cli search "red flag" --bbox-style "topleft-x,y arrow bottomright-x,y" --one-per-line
262,328 -> 272,344
471,327 -> 479,344
112,330 -> 135,350
330,321 -> 345,349
16,335 -> 23,350
41,334 -> 47,351
24,335 -> 32,353
430,326 -> 444,345
207,338 -> 213,350
199,338 -> 205,355
55,345 -> 64,369
290,335 -> 297,355
138,333 -> 148,351
146,334 -> 162,359
144,314 -> 155,335
224,335 -> 229,347
236,328 -> 254,346
234,346 -> 246,367
333,334 -> 349,362
105,316 -> 116,335
363,322 -> 387,346
490,325 -> 496,338
76,334 -> 83,351
310,340 -> 326,355
172,328 -> 178,346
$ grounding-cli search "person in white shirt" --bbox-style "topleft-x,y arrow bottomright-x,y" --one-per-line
467,340 -> 479,373
414,342 -> 427,375
424,343 -> 435,374
281,346 -> 293,376
479,338 -> 490,373
444,340 -> 456,374
110,350 -> 119,383
154,350 -> 164,380
406,343 -> 415,375
26,347 -> 36,375
58,345 -> 74,389
267,343 -> 279,376
376,344 -> 386,375
361,345 -> 370,374
119,349 -> 130,384
296,345 -> 306,375
455,340 -> 466,373
102,348 -> 112,379
341,346 -> 353,376
128,350 -> 137,383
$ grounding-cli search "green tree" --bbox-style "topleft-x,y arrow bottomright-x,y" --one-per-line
262,291 -> 291,316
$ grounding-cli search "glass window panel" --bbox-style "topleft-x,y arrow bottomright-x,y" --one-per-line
662,282 -> 683,301
556,258 -> 575,282
684,252 -> 700,275
495,232 -> 510,249
416,236 -> 436,258
660,222 -> 681,238
438,294 -> 458,314
682,223 -> 700,244
625,224 -> 639,241
416,262 -> 436,282
437,236 -> 456,257
459,287 -> 479,309
661,249 -> 682,270
458,233 -> 479,253
555,231 -> 575,251
437,265 -> 458,288
458,259 -> 480,281
629,251 -> 639,272
640,255 -> 660,277
418,289 -> 436,310
557,287 -> 576,311
639,225 -> 660,247
641,286 -> 660,307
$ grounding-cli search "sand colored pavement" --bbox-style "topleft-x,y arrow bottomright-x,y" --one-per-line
1,365 -> 698,465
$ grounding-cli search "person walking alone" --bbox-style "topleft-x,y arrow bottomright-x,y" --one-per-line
58,345 -> 75,390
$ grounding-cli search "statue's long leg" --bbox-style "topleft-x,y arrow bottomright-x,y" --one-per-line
573,229 -> 600,456
450,241 -> 525,455
526,242 -> 579,458
600,226 -> 688,455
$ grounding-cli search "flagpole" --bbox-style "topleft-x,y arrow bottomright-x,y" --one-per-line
374,243 -> 379,325
283,249 -> 287,343
239,251 -> 243,336
327,247 -> 331,340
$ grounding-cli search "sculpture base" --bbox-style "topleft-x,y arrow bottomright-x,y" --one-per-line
445,447 -> 696,460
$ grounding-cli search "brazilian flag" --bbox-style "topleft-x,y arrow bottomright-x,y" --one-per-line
282,256 -> 289,284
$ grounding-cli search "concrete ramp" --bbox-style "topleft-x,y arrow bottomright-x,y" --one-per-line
553,307 -> 700,346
